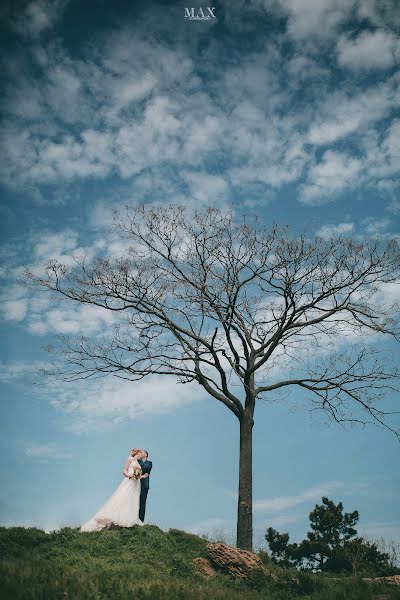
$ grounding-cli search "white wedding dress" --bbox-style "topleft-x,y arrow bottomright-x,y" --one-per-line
80,459 -> 141,532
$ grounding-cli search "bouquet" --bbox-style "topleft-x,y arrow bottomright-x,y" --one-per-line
132,466 -> 142,480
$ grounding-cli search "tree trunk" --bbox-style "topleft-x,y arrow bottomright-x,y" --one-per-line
236,411 -> 254,550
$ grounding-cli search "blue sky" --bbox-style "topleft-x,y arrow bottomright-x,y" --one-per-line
0,0 -> 399,549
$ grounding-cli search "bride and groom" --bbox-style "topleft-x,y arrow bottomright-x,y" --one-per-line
81,448 -> 152,532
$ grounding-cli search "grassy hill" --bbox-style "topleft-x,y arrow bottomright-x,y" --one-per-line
0,525 -> 399,599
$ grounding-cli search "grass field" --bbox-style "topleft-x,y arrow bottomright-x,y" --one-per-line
1,525 -> 399,599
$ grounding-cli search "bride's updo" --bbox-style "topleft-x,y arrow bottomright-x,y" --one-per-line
130,447 -> 141,457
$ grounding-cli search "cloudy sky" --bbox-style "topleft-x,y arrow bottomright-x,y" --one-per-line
0,0 -> 399,547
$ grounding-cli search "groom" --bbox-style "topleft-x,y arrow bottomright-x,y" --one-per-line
138,450 -> 152,523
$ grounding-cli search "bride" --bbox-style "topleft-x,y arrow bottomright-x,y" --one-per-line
80,448 -> 144,532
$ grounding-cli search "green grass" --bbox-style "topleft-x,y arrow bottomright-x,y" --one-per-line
0,526 -> 399,599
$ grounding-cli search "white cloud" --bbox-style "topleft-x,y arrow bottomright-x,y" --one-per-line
182,171 -> 230,206
33,134 -> 113,182
0,283 -> 29,322
277,0 -> 354,42
387,199 -> 400,215
254,480 -> 344,513
24,442 -> 73,461
0,19 -> 316,200
286,55 -> 330,88
262,513 -> 304,528
372,281 -> 400,306
356,0 -> 400,29
27,303 -> 116,336
0,33 -> 198,191
301,150 -> 363,204
0,226 -> 117,332
272,0 -> 400,49
110,73 -> 157,116
308,78 -> 398,146
2,298 -> 28,322
0,358 -> 206,432
337,30 -> 400,71
30,227 -> 108,266
0,227 -> 118,334
12,0 -> 68,38
316,222 -> 355,239
368,119 -> 400,179
0,3 -> 398,221
0,361 -> 51,383
33,230 -> 79,261
89,201 -> 117,229
361,216 -> 392,235
46,375 -> 206,433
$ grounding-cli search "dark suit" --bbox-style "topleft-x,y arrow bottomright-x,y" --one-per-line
138,458 -> 152,522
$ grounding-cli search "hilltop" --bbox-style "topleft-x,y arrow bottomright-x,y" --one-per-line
0,525 -> 399,599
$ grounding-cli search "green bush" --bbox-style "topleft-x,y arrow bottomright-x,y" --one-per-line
245,568 -> 271,591
293,571 -> 319,595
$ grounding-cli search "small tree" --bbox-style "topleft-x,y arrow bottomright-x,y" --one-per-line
266,497 -> 393,574
265,527 -> 300,567
302,497 -> 358,570
25,205 -> 400,550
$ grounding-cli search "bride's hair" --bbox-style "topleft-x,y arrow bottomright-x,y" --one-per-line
130,448 -> 141,457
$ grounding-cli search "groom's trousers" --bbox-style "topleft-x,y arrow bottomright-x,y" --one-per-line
139,488 -> 148,522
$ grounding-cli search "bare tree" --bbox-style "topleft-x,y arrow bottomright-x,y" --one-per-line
372,537 -> 400,569
25,205 -> 400,550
